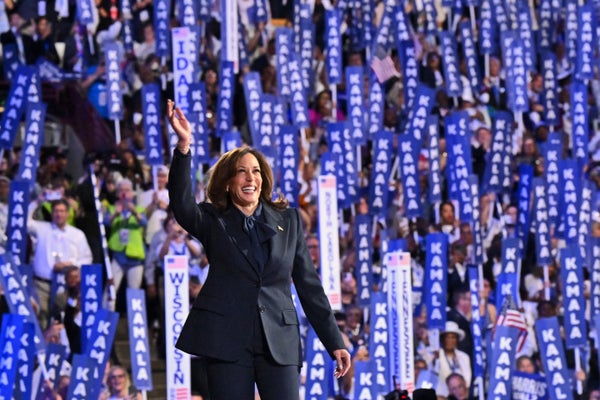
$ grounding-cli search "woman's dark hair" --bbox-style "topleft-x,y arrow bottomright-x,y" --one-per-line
206,146 -> 288,211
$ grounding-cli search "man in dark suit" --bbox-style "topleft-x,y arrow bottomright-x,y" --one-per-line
166,99 -> 351,400
0,10 -> 37,64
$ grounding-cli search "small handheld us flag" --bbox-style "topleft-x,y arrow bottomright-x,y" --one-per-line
493,294 -> 528,352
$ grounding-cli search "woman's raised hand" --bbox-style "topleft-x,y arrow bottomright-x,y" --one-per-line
167,99 -> 192,154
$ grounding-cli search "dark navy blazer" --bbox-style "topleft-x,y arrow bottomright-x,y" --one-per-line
169,150 -> 345,366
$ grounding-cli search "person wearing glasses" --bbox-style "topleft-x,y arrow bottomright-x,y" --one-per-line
105,365 -> 141,400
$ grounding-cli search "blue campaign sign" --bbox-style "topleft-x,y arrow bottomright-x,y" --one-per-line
0,314 -> 25,399
535,317 -> 573,400
369,131 -> 393,214
142,83 -> 164,166
81,264 -> 103,353
67,354 -> 96,400
368,292 -> 389,395
0,255 -> 45,352
560,248 -> 586,348
425,233 -> 448,330
17,102 -> 47,183
512,371 -> 549,400
126,289 -> 153,390
104,44 -> 124,121
304,325 -> 333,400
325,10 -> 342,85
355,214 -> 373,307
0,66 -> 34,149
279,126 -> 299,208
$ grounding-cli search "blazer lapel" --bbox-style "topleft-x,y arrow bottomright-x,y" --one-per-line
262,206 -> 284,268
221,208 -> 261,275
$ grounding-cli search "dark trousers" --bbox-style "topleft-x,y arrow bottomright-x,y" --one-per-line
205,354 -> 300,400
204,309 -> 300,400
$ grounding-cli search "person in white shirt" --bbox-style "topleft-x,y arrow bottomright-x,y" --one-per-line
28,198 -> 93,329
433,321 -> 472,398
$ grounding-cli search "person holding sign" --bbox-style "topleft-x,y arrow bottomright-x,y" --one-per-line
166,99 -> 351,399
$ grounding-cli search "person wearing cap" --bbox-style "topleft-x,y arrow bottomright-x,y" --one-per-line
432,321 -> 472,399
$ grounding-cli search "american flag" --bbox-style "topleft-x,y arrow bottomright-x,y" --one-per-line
493,294 -> 528,352
172,387 -> 189,400
370,55 -> 401,83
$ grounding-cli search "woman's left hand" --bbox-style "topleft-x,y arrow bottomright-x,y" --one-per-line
333,348 -> 352,378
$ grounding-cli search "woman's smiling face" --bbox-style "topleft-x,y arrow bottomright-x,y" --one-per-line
229,153 -> 262,214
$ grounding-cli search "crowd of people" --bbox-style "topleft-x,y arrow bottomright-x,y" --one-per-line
0,0 -> 600,398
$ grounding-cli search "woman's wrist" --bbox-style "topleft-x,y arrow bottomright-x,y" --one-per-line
177,142 -> 191,154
